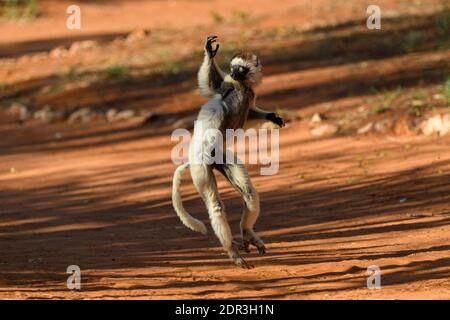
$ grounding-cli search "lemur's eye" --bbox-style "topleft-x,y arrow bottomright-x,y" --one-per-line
239,66 -> 244,73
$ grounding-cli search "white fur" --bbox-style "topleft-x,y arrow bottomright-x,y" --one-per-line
172,163 -> 208,235
172,97 -> 226,237
189,96 -> 225,165
198,54 -> 226,97
231,57 -> 253,69
198,55 -> 214,97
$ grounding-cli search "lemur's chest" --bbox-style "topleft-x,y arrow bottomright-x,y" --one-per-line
219,82 -> 254,130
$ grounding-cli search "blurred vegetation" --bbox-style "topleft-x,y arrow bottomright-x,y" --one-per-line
369,87 -> 402,114
210,11 -> 224,24
1,5 -> 449,123
433,7 -> 450,35
105,66 -> 128,79
444,77 -> 450,102
0,0 -> 40,20
232,10 -> 251,24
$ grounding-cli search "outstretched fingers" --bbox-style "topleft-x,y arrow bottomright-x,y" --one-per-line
205,35 -> 220,58
267,112 -> 286,127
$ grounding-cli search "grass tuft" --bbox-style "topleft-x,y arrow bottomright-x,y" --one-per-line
210,11 -> 224,24
0,0 -> 40,21
433,8 -> 450,36
105,66 -> 128,79
444,76 -> 450,106
369,87 -> 402,114
232,10 -> 251,24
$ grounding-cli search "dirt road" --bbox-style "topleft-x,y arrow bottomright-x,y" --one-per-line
0,0 -> 449,299
1,117 -> 449,299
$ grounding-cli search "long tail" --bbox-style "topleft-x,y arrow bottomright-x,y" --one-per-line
172,163 -> 208,235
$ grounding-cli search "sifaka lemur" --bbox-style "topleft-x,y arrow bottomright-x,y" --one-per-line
172,36 -> 285,268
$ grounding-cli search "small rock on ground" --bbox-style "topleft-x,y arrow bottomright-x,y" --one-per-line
311,123 -> 339,137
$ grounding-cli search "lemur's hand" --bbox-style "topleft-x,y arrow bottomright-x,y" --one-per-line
205,35 -> 219,58
267,112 -> 286,128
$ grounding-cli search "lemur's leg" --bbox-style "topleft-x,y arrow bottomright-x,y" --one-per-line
190,164 -> 253,268
214,162 -> 266,255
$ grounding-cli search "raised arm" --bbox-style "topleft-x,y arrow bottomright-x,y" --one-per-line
198,36 -> 227,98
248,106 -> 285,127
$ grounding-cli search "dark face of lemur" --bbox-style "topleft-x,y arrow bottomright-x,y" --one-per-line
230,52 -> 262,87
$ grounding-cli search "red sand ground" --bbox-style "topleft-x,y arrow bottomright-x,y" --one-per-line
1,119 -> 449,299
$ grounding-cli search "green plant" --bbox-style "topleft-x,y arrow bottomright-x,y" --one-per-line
105,66 -> 128,79
0,0 -> 40,20
1,0 -> 21,20
22,0 -> 38,19
232,10 -> 250,24
49,83 -> 65,94
210,11 -> 224,23
67,64 -> 80,78
0,82 -> 8,91
408,105 -> 421,116
155,60 -> 187,75
369,86 -> 402,114
156,48 -> 173,59
433,8 -> 450,36
402,31 -> 421,53
220,42 -> 237,56
413,90 -> 427,101
167,60 -> 185,73
372,106 -> 391,114
444,76 -> 450,105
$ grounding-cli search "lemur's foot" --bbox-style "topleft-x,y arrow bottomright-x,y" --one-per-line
234,256 -> 254,269
205,35 -> 219,58
267,112 -> 286,128
243,230 -> 266,255
255,243 -> 266,255
230,247 -> 254,269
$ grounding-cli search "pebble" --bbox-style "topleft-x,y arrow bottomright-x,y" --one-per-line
310,112 -> 324,124
311,123 -> 339,137
420,113 -> 450,136
357,122 -> 374,134
67,107 -> 93,123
